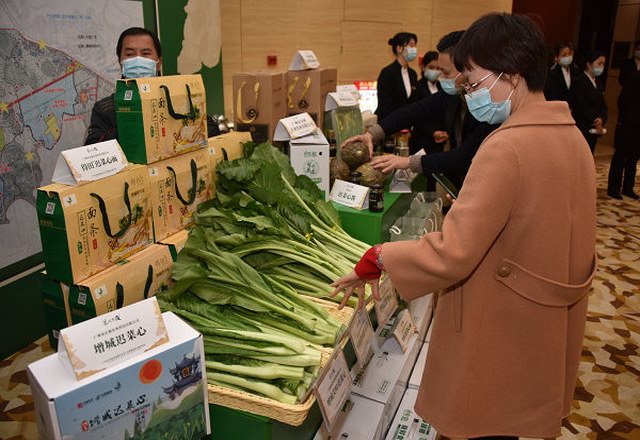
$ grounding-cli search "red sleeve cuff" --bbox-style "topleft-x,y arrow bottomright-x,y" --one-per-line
354,245 -> 384,279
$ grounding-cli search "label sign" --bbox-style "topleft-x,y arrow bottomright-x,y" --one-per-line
52,140 -> 128,185
325,91 -> 359,111
273,113 -> 317,140
375,276 -> 398,328
392,309 -> 417,352
349,307 -> 374,367
330,179 -> 369,210
289,50 -> 320,70
315,349 -> 352,431
58,297 -> 169,380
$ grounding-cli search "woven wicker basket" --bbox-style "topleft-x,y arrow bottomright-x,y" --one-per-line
207,298 -> 355,426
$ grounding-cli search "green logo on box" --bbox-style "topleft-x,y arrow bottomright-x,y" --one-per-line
77,242 -> 83,254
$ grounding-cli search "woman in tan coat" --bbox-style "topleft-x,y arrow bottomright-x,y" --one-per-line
332,13 -> 597,440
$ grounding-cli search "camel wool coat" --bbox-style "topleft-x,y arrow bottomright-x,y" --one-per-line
382,98 -> 597,438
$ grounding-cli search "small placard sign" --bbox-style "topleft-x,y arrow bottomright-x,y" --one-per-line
58,297 -> 169,380
375,276 -> 399,329
330,179 -> 370,210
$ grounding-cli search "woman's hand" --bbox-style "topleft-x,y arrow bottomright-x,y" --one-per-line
342,132 -> 374,158
371,154 -> 411,174
330,271 -> 381,310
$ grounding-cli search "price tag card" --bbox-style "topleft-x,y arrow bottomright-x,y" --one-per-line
337,84 -> 361,100
325,91 -> 359,111
273,113 -> 318,140
52,140 -> 128,185
375,276 -> 399,328
289,50 -> 320,70
330,179 -> 370,210
58,297 -> 169,380
314,349 -> 352,431
349,307 -> 374,367
391,309 -> 417,352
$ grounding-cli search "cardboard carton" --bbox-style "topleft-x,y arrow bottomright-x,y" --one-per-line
385,388 -> 437,440
147,149 -> 214,241
288,130 -> 330,198
67,244 -> 173,324
37,165 -> 153,284
313,393 -> 386,440
115,74 -> 208,164
157,229 -> 190,262
41,273 -> 72,350
286,68 -> 337,129
408,343 -> 430,390
28,312 -> 210,440
233,71 -> 286,143
207,131 -> 252,189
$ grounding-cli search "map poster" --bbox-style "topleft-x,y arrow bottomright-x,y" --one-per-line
0,1 -> 143,272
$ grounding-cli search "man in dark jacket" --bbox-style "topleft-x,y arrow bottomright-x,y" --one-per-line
618,40 -> 640,87
85,27 -> 162,145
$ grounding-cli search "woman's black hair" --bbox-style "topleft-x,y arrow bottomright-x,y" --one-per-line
388,32 -> 418,55
554,42 -> 574,57
453,13 -> 547,91
578,49 -> 606,70
421,51 -> 439,68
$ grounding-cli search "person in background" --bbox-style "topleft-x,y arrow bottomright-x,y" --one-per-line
570,50 -> 608,153
85,27 -> 162,145
375,32 -> 420,121
333,12 -> 596,440
608,70 -> 640,199
544,42 -> 579,104
344,31 -> 498,191
618,40 -> 640,86
416,51 -> 442,97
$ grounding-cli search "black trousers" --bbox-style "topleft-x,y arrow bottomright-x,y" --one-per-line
607,140 -> 639,195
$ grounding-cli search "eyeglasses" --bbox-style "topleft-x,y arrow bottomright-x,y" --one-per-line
461,71 -> 496,94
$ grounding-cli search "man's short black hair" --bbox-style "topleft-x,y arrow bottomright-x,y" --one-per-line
388,32 -> 418,55
116,27 -> 162,59
453,13 -> 547,92
436,31 -> 465,54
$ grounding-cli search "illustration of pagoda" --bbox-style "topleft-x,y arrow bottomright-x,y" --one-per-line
162,353 -> 202,400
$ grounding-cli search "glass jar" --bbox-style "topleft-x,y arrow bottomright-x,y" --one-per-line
349,171 -> 362,185
369,184 -> 384,212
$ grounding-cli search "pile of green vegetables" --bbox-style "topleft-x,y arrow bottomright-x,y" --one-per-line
159,142 -> 370,404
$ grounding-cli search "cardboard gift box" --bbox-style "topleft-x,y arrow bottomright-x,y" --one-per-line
207,131 -> 252,189
147,148 -> 214,242
313,393 -> 386,440
408,342 -> 430,390
41,273 -> 72,350
157,229 -> 189,262
385,388 -> 437,440
288,130 -> 331,198
286,67 -> 337,129
67,244 -> 173,324
28,312 -> 210,440
115,74 -> 208,164
233,70 -> 286,143
37,164 -> 153,284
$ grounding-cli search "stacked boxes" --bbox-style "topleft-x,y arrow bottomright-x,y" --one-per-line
286,67 -> 337,128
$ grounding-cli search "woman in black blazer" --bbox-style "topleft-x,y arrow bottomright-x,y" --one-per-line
544,42 -> 579,104
570,50 -> 608,153
375,32 -> 419,121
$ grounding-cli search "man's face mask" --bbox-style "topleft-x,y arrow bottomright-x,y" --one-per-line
122,56 -> 158,79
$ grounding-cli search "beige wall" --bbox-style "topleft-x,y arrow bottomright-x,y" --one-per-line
220,0 -> 512,117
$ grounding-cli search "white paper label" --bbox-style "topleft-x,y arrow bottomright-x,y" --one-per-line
392,309 -> 417,353
62,194 -> 77,207
274,113 -> 317,140
60,141 -> 128,184
315,349 -> 351,431
58,297 -> 169,380
45,202 -> 56,215
375,276 -> 398,328
329,179 -> 369,210
337,84 -> 361,100
124,90 -> 133,100
349,307 -> 374,367
333,91 -> 358,107
289,50 -> 320,70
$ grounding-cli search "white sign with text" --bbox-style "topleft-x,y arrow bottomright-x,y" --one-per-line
289,50 -> 320,70
375,276 -> 399,329
315,349 -> 352,431
349,307 -> 374,368
52,140 -> 128,185
58,297 -> 169,380
329,179 -> 370,210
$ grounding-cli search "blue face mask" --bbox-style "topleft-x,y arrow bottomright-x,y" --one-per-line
592,66 -> 604,77
424,69 -> 441,82
558,55 -> 573,67
438,74 -> 461,95
404,47 -> 418,62
122,56 -> 158,78
464,72 -> 514,124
